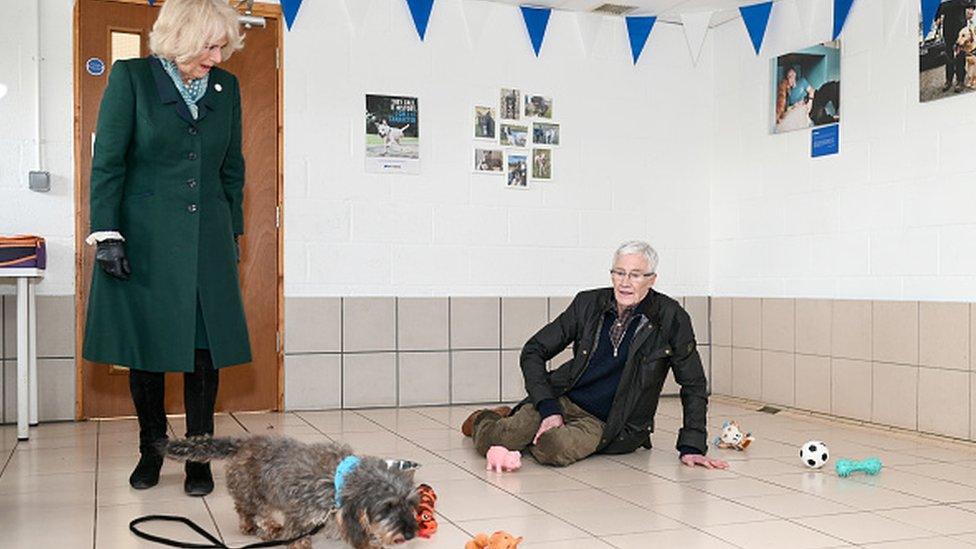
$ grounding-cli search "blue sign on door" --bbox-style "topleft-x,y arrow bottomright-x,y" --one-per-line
86,57 -> 106,77
812,124 -> 839,157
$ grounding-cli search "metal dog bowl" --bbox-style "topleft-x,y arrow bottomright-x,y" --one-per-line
384,459 -> 421,471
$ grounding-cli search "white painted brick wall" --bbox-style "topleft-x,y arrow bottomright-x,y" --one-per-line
710,0 -> 976,300
0,0 -> 75,296
283,0 -> 714,297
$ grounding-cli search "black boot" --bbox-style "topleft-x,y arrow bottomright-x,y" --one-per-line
129,369 -> 168,489
183,349 -> 219,496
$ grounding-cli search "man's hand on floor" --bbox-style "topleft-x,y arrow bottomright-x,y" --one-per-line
533,414 -> 564,445
680,454 -> 729,469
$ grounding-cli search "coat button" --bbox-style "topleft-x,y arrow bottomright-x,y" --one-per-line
187,204 -> 198,213
188,152 -> 197,161
188,127 -> 198,136
187,179 -> 197,188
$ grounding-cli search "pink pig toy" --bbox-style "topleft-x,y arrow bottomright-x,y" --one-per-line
486,445 -> 522,472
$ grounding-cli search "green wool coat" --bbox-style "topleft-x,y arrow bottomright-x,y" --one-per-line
83,57 -> 251,373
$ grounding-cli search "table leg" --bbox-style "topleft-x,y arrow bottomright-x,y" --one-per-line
28,278 -> 38,426
16,278 -> 28,440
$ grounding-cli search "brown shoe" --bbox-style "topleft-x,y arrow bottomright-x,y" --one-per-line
461,406 -> 512,437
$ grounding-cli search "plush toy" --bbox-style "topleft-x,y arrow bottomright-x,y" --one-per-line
835,457 -> 883,478
713,420 -> 754,451
414,483 -> 437,538
486,445 -> 522,472
465,531 -> 524,549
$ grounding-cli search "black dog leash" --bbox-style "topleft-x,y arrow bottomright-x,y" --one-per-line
129,515 -> 326,549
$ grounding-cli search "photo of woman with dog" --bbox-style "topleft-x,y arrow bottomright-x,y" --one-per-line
82,0 -> 251,497
772,42 -> 841,134
920,0 -> 976,102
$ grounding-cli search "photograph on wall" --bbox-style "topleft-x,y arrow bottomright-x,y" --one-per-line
500,88 -> 521,120
532,122 -> 560,145
532,148 -> 552,180
524,94 -> 554,118
474,148 -> 504,173
474,106 -> 497,140
919,0 -> 976,102
506,151 -> 529,189
365,94 -> 420,173
770,41 -> 841,134
500,123 -> 528,147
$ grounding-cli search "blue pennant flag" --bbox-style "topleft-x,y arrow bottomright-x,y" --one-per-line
148,0 -> 155,5
832,0 -> 855,39
920,0 -> 941,36
281,0 -> 303,31
406,0 -> 435,41
739,2 -> 774,54
520,6 -> 552,57
625,16 -> 657,64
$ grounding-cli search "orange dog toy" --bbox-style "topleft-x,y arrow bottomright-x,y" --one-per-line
415,483 -> 438,538
464,530 -> 523,549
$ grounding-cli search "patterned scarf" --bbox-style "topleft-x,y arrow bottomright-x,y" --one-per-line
158,56 -> 209,120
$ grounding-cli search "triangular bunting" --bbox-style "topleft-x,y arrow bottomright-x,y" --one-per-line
883,0 -> 909,44
795,0 -> 820,42
832,0 -> 855,39
576,12 -> 605,56
406,0 -> 435,41
520,6 -> 552,57
148,0 -> 155,5
680,11 -> 713,66
625,16 -> 656,64
739,2 -> 774,55
281,0 -> 304,31
920,0 -> 941,37
460,0 -> 494,47
343,0 -> 374,35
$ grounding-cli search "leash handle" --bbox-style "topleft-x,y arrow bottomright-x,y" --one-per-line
129,514 -> 326,549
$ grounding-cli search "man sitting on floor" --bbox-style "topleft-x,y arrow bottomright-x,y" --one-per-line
461,241 -> 728,469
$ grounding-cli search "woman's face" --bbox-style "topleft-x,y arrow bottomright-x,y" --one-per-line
177,37 -> 227,81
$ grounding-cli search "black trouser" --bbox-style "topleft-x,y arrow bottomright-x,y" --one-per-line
945,34 -> 967,85
129,349 -> 219,455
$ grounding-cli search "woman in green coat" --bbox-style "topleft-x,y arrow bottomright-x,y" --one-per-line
83,0 -> 251,496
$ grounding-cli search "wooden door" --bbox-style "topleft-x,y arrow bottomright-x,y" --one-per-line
74,0 -> 283,418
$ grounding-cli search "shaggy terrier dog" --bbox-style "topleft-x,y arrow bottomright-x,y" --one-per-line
161,436 -> 420,549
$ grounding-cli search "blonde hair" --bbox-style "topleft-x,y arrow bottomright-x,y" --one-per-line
149,0 -> 244,64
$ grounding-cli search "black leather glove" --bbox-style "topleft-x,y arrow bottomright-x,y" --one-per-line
95,239 -> 131,280
234,235 -> 241,263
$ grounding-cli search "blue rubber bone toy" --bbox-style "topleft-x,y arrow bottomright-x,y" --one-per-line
835,457 -> 883,477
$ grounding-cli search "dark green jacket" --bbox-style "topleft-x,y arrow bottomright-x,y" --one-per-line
520,288 -> 709,455
83,57 -> 251,373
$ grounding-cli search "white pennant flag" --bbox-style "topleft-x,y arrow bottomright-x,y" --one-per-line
794,0 -> 820,42
680,11 -> 713,65
576,12 -> 605,56
460,0 -> 495,48
342,0 -> 374,36
882,0 -> 909,44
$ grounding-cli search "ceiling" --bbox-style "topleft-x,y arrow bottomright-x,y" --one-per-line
482,0 -> 768,26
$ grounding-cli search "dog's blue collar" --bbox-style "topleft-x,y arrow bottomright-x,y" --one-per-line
334,455 -> 361,507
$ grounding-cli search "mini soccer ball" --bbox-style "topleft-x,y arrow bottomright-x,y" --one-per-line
800,440 -> 830,469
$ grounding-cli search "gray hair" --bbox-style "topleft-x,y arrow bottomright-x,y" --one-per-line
613,241 -> 659,274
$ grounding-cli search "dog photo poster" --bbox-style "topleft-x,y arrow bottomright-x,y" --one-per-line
474,149 -> 504,173
365,94 -> 420,174
770,42 -> 841,134
919,0 -> 976,102
532,148 -> 552,180
506,151 -> 529,189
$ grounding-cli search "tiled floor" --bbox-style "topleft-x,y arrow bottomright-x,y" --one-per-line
5,397 -> 976,548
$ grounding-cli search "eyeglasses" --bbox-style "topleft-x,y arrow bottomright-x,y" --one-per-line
609,269 -> 655,282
